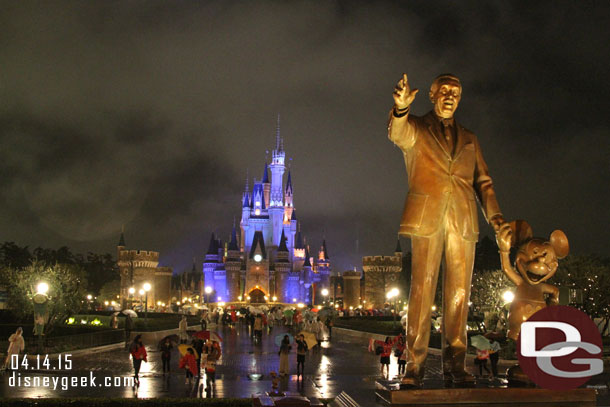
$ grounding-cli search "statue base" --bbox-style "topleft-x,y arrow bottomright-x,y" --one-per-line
375,380 -> 596,406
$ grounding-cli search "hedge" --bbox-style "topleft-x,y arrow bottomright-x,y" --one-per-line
0,398 -> 251,407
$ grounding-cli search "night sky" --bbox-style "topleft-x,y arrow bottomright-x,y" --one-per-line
1,1 -> 609,275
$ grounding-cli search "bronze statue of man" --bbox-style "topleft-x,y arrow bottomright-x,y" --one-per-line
388,73 -> 508,387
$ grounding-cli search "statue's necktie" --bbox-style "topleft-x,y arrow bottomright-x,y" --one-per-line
442,121 -> 455,156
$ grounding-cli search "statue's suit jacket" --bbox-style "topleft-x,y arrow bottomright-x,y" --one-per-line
388,110 -> 502,241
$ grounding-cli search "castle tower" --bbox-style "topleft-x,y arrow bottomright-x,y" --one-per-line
225,226 -> 242,302
342,270 -> 362,309
241,177 -> 250,251
203,233 -> 219,297
245,231 -> 270,302
275,230 -> 291,302
362,248 -> 402,309
301,246 -> 312,304
268,115 -> 286,247
315,239 -> 331,302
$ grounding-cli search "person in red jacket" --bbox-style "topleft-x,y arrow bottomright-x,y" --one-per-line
374,336 -> 397,378
179,347 -> 198,384
129,335 -> 147,385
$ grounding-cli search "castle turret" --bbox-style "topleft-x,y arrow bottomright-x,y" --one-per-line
269,115 -> 286,246
262,163 -> 271,208
284,171 -> 294,222
275,230 -> 291,302
203,233 -> 219,296
394,238 -> 402,257
225,226 -> 241,301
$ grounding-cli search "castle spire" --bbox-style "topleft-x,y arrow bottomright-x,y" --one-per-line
303,245 -> 311,267
322,239 -> 329,260
262,162 -> 269,184
275,113 -> 281,152
395,238 -> 402,254
118,226 -> 126,247
229,225 -> 239,251
278,230 -> 288,252
206,232 -> 218,255
285,171 -> 292,194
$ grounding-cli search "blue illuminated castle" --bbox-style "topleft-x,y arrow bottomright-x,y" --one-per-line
203,120 -> 331,304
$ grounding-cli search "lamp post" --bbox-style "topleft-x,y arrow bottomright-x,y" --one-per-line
321,288 -> 329,306
128,287 -> 135,310
143,282 -> 151,321
204,286 -> 212,306
387,288 -> 399,328
33,282 -> 50,354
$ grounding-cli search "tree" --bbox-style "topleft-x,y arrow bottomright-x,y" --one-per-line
0,261 -> 87,335
553,254 -> 610,336
98,279 -> 121,304
470,268 -> 515,331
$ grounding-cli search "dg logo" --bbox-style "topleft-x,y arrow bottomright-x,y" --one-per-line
517,305 -> 604,390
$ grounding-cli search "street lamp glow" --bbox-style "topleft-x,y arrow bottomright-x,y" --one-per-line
321,288 -> 329,297
205,286 -> 212,294
177,301 -> 181,305
128,287 -> 135,295
111,301 -> 116,305
238,296 -> 242,301
36,282 -> 49,295
431,305 -> 437,311
139,289 -> 145,296
104,301 -> 109,306
86,294 -> 92,300
253,254 -> 262,262
264,296 -> 268,300
143,282 -> 151,292
272,296 -> 277,302
502,290 -> 515,303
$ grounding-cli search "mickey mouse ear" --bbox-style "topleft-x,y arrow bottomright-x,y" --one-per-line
510,220 -> 533,246
550,230 -> 569,259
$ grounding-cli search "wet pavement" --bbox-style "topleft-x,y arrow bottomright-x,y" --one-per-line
1,322 -> 607,406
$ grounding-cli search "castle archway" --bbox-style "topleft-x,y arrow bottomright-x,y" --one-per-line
248,289 -> 266,304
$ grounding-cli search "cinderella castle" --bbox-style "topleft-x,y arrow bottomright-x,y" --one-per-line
203,121 -> 331,305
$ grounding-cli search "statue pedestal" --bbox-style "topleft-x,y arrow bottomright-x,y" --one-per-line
375,380 -> 596,406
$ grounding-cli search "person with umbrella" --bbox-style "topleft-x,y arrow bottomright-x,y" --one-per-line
178,347 -> 198,385
179,315 -> 188,344
2,327 -> 25,370
488,337 -> 501,378
278,335 -> 292,377
129,335 -> 147,385
471,335 -> 492,378
160,337 -> 173,376
324,317 -> 333,341
253,314 -> 263,343
124,314 -> 134,349
295,333 -> 308,379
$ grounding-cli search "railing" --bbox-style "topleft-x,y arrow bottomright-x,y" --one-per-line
22,329 -> 125,353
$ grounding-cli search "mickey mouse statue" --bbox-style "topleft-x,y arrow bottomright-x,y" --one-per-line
496,220 -> 569,385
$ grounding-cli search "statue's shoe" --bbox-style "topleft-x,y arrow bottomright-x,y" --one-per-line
445,370 -> 476,387
400,374 -> 422,389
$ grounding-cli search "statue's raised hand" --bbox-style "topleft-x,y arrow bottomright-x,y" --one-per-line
393,73 -> 419,110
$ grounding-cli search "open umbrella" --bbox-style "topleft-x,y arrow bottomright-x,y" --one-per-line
157,334 -> 179,349
274,333 -> 294,347
121,309 -> 138,318
297,331 -> 317,350
177,344 -> 199,359
470,335 -> 491,350
191,330 -> 222,342
283,309 -> 294,318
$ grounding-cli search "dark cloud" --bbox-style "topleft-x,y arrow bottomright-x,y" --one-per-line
0,1 -> 608,274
